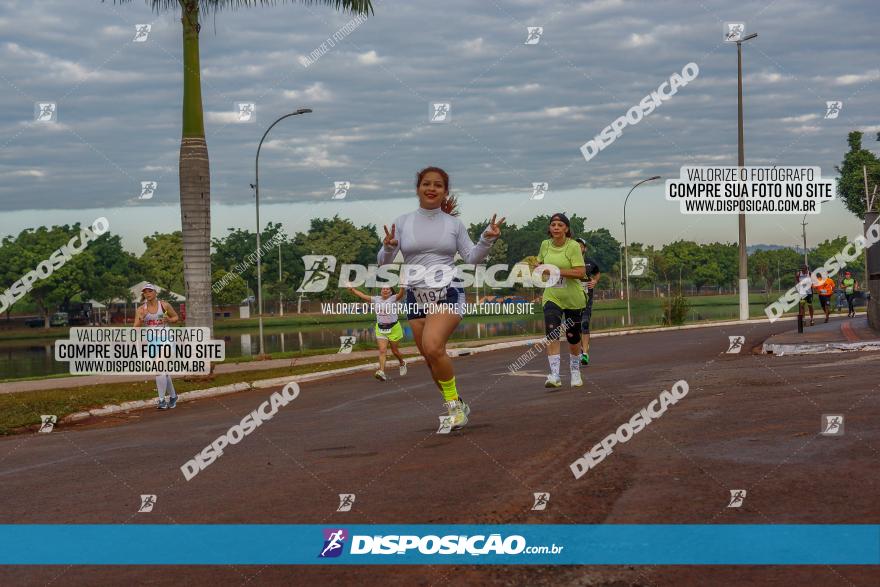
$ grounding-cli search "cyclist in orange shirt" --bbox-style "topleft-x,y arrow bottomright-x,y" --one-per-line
814,276 -> 835,323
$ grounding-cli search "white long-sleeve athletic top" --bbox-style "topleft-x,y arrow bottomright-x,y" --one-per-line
377,207 -> 496,289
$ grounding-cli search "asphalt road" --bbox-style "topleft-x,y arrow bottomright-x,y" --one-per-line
2,320 -> 878,586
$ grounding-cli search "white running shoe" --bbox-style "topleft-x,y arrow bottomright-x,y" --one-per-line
444,399 -> 469,430
374,369 -> 387,381
399,361 -> 407,376
545,374 -> 562,388
570,370 -> 583,387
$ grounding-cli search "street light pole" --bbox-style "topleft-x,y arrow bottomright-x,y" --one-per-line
801,213 -> 809,266
736,32 -> 757,321
254,108 -> 312,357
278,240 -> 283,317
623,176 -> 661,325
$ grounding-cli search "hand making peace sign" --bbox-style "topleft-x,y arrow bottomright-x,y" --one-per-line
383,224 -> 398,248
484,213 -> 506,239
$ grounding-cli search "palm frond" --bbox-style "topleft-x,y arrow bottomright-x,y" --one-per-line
108,0 -> 373,16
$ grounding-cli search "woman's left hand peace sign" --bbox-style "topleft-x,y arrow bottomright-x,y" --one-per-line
484,213 -> 506,239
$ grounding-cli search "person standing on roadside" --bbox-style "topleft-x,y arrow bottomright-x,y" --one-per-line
574,237 -> 601,366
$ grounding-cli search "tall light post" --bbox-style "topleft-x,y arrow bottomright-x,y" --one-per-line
736,32 -> 758,320
254,108 -> 312,357
801,213 -> 809,266
623,175 -> 661,325
278,239 -> 283,317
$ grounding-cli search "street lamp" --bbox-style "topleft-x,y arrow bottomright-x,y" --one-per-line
254,108 -> 312,357
623,175 -> 661,325
735,32 -> 757,321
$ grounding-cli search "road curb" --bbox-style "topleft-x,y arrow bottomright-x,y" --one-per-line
762,340 -> 880,355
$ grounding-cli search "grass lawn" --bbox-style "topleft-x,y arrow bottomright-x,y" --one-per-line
0,355 -> 381,435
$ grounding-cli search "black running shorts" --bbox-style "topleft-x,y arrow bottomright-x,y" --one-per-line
543,301 -> 583,345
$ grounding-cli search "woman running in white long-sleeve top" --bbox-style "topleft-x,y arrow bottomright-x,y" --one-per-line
378,166 -> 504,430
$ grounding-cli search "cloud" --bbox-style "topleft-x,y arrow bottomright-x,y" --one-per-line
356,50 -> 385,65
282,82 -> 333,102
833,69 -> 880,85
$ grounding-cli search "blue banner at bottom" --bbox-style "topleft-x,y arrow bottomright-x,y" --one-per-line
0,525 -> 877,565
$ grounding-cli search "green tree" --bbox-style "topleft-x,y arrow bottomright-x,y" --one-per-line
86,232 -> 141,305
140,231 -> 184,293
581,227 -> 620,275
661,240 -> 701,291
1,225 -> 99,327
835,131 -> 880,219
809,235 -> 863,283
211,270 -> 249,306
298,216 -> 382,299
113,0 -> 374,331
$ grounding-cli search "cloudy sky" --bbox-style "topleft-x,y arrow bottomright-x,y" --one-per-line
0,0 -> 876,254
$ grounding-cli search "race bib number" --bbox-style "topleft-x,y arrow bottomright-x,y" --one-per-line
550,276 -> 566,289
413,287 -> 447,304
378,325 -> 394,334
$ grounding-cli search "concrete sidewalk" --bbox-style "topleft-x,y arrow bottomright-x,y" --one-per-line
762,313 -> 880,355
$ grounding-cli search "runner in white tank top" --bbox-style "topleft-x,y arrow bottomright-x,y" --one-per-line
348,285 -> 407,381
134,283 -> 180,409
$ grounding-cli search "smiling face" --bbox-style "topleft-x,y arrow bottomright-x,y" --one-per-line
417,171 -> 447,209
143,289 -> 156,302
549,220 -> 569,240
380,287 -> 392,298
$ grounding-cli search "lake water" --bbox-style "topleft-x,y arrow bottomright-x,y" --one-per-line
0,302 -> 759,381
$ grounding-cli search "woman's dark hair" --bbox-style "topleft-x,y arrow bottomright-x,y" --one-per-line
547,213 -> 572,238
416,166 -> 459,216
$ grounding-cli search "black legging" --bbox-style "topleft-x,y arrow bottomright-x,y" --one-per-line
846,293 -> 855,314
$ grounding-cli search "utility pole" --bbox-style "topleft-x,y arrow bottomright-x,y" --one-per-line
735,32 -> 758,320
278,240 -> 283,317
801,214 -> 809,266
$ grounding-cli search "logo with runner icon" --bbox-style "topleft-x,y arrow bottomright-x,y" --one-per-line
726,336 -> 745,354
530,182 -> 548,200
38,415 -> 57,433
524,27 -> 543,45
820,414 -> 844,436
430,102 -> 451,123
531,492 -> 550,510
298,255 -> 337,292
138,494 -> 157,513
332,181 -> 350,200
629,257 -> 648,277
133,24 -> 151,42
724,22 -> 745,42
338,336 -> 356,354
319,528 -> 348,558
437,415 -> 454,434
824,101 -> 842,119
727,489 -> 747,508
336,494 -> 356,512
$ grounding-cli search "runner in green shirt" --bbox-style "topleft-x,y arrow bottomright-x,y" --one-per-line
535,213 -> 586,389
842,271 -> 857,318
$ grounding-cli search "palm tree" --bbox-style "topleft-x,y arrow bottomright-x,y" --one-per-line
113,0 -> 373,331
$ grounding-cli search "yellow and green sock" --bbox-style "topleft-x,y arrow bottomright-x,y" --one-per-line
438,377 -> 459,402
